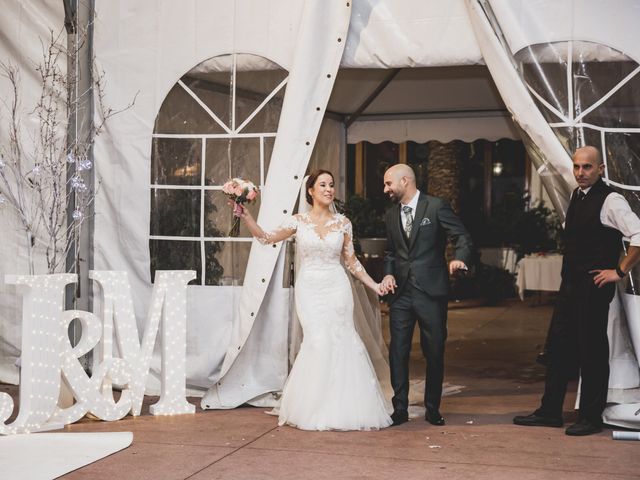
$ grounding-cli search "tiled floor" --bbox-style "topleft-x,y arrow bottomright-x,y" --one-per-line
2,297 -> 639,479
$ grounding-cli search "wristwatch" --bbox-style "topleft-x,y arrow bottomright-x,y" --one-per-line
616,265 -> 625,278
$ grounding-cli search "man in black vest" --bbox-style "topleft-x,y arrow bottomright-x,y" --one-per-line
381,164 -> 473,426
514,146 -> 640,436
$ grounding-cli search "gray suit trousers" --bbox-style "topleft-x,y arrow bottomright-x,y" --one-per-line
389,282 -> 448,413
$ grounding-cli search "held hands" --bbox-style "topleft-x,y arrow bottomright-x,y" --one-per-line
449,260 -> 468,275
590,269 -> 623,288
379,275 -> 397,296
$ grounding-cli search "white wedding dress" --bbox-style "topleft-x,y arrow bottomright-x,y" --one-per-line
260,212 -> 392,431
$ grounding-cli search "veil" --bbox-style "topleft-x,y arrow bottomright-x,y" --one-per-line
288,177 -> 393,399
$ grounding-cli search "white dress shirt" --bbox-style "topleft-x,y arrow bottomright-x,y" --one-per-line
576,186 -> 640,246
400,190 -> 421,231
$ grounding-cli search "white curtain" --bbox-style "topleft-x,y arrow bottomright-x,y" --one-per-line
0,1 -> 65,384
344,0 -> 482,67
201,0 -> 352,408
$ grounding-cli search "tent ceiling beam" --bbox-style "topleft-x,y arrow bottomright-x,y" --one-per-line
344,68 -> 402,128
324,110 -> 345,122
354,108 -> 510,122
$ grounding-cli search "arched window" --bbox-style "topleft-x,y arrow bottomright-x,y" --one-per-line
150,53 -> 288,285
515,41 -> 640,210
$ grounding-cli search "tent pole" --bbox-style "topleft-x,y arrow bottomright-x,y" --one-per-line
65,0 -> 95,360
339,122 -> 347,201
63,0 -> 76,34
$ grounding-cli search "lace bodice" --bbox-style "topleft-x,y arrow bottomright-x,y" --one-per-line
258,212 -> 364,275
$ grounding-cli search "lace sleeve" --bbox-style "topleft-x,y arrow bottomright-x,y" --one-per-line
341,219 -> 364,275
257,215 -> 298,245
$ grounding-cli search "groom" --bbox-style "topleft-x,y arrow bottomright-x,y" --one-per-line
381,164 -> 473,426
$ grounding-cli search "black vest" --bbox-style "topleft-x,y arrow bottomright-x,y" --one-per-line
398,209 -> 410,245
562,178 -> 622,277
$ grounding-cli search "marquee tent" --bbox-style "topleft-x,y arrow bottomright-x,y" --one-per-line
1,0 -> 640,427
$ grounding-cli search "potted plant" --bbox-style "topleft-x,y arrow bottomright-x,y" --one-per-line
338,195 -> 388,257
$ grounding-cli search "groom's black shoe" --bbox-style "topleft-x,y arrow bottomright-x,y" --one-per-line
565,418 -> 602,436
513,412 -> 563,428
390,410 -> 409,426
425,409 -> 445,426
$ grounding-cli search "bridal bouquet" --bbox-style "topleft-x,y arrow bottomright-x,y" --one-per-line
222,177 -> 259,236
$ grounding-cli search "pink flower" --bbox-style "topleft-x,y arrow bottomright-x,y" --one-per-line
222,177 -> 258,206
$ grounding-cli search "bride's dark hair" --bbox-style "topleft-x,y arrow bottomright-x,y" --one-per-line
306,169 -> 334,205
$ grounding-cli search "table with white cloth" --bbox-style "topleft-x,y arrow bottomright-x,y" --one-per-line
516,253 -> 563,300
479,247 -> 518,273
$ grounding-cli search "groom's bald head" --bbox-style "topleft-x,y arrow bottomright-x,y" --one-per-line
386,164 -> 416,185
384,164 -> 418,204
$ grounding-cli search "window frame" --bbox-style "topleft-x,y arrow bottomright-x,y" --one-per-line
150,54 -> 288,286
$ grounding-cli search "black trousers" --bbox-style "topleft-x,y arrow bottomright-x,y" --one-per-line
389,283 -> 448,413
537,274 -> 614,425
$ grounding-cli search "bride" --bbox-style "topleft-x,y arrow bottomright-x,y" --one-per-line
234,169 -> 392,431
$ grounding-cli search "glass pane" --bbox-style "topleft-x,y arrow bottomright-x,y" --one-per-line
491,140 -> 526,217
149,240 -> 201,284
241,100 -> 285,134
494,140 -> 526,177
235,54 -> 287,133
264,136 -> 275,182
406,141 -> 430,191
551,125 -> 603,155
205,241 -> 251,286
230,138 -> 261,180
460,140 -> 487,243
204,190 -> 228,238
154,82 -> 227,135
151,138 -> 201,186
550,126 -> 575,155
364,141 -> 398,200
204,190 -> 260,238
516,43 -> 569,120
580,128 -> 602,152
204,138 -> 261,186
180,76 -> 231,133
581,64 -> 640,128
181,54 -> 233,131
150,189 -> 200,237
604,132 -> 640,209
238,195 -> 261,238
570,41 -> 638,124
346,143 -> 356,197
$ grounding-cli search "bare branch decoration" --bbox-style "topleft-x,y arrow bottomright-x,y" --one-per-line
0,27 -> 134,275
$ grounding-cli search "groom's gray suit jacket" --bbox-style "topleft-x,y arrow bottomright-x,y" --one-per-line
383,192 -> 473,300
